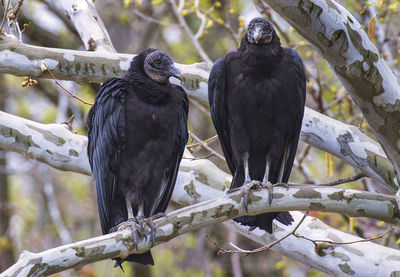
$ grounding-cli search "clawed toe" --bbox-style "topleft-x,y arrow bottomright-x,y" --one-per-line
264,181 -> 273,206
136,217 -> 157,247
242,180 -> 262,212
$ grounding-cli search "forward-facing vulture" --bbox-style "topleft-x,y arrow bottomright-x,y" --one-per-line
209,17 -> 306,233
87,48 -> 188,266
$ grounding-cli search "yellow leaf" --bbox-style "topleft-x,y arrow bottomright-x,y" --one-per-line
123,0 -> 131,7
368,17 -> 376,43
349,217 -> 357,234
325,153 -> 334,177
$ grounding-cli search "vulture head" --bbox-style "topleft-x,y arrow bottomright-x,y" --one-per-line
144,50 -> 185,84
247,17 -> 275,45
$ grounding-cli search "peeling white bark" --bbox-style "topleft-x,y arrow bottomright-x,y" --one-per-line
2,182 -> 400,276
1,113 -> 400,275
0,35 -> 395,192
262,0 -> 400,180
302,108 -> 397,192
42,0 -> 115,52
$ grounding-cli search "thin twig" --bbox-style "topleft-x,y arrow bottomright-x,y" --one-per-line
198,6 -> 240,45
169,0 -> 213,66
10,0 -> 23,20
318,172 -> 367,186
0,0 -> 10,33
132,9 -> 176,26
189,98 -> 210,116
186,135 -> 218,148
43,63 -> 93,106
279,172 -> 367,188
295,226 -> 394,247
193,0 -> 207,39
188,131 -> 225,161
205,213 -> 308,255
182,153 -> 214,160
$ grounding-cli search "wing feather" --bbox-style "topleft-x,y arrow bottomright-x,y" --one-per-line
208,58 -> 236,173
281,48 -> 306,182
87,78 -> 127,234
153,88 -> 189,214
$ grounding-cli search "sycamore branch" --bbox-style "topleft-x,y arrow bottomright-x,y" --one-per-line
261,0 -> 400,180
0,34 -> 396,192
1,110 -> 399,274
41,0 -> 115,52
2,185 -> 400,276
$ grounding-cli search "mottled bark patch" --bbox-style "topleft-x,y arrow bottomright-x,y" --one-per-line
309,202 -> 325,210
184,181 -> 201,199
338,263 -> 355,275
331,251 -> 350,262
27,124 -> 66,146
293,188 -> 322,199
0,125 -> 41,149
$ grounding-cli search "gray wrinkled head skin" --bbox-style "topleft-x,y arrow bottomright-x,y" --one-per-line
247,17 -> 274,44
144,50 -> 184,83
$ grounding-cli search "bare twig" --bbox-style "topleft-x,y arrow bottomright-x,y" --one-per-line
42,63 -> 93,106
9,0 -> 23,20
193,0 -> 207,39
0,0 -> 10,33
186,135 -> 218,148
281,172 -> 368,187
189,98 -> 210,116
205,213 -> 308,255
182,153 -> 215,161
295,226 -> 394,247
132,9 -> 175,26
188,131 -> 226,161
198,6 -> 241,45
39,165 -> 72,245
169,0 -> 213,65
318,172 -> 367,186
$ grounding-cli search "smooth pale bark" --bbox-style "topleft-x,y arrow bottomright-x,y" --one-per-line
2,183 -> 400,276
41,0 -> 115,52
1,112 -> 400,275
0,35 -> 396,192
261,0 -> 400,181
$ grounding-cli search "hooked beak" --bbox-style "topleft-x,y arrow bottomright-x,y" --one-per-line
169,64 -> 185,83
254,29 -> 261,43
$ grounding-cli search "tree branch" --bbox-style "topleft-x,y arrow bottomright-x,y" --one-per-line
0,34 -> 396,192
2,185 -> 400,276
41,0 -> 115,52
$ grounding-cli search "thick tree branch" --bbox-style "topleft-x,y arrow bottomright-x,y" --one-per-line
0,110 -> 399,274
41,0 -> 115,52
2,185 -> 400,276
0,35 -> 395,191
260,0 -> 400,180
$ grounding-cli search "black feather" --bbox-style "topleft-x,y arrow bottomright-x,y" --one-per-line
209,18 -> 305,233
87,48 -> 188,265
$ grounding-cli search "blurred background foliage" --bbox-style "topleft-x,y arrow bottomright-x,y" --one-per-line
0,0 -> 400,276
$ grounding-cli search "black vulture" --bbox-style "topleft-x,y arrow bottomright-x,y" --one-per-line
208,17 -> 306,233
87,48 -> 188,266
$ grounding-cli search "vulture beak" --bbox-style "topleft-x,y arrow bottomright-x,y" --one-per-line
169,64 -> 185,83
254,28 -> 261,44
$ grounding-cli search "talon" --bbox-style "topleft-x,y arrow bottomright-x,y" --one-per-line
263,181 -> 273,205
241,180 -> 261,212
147,219 -> 157,247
